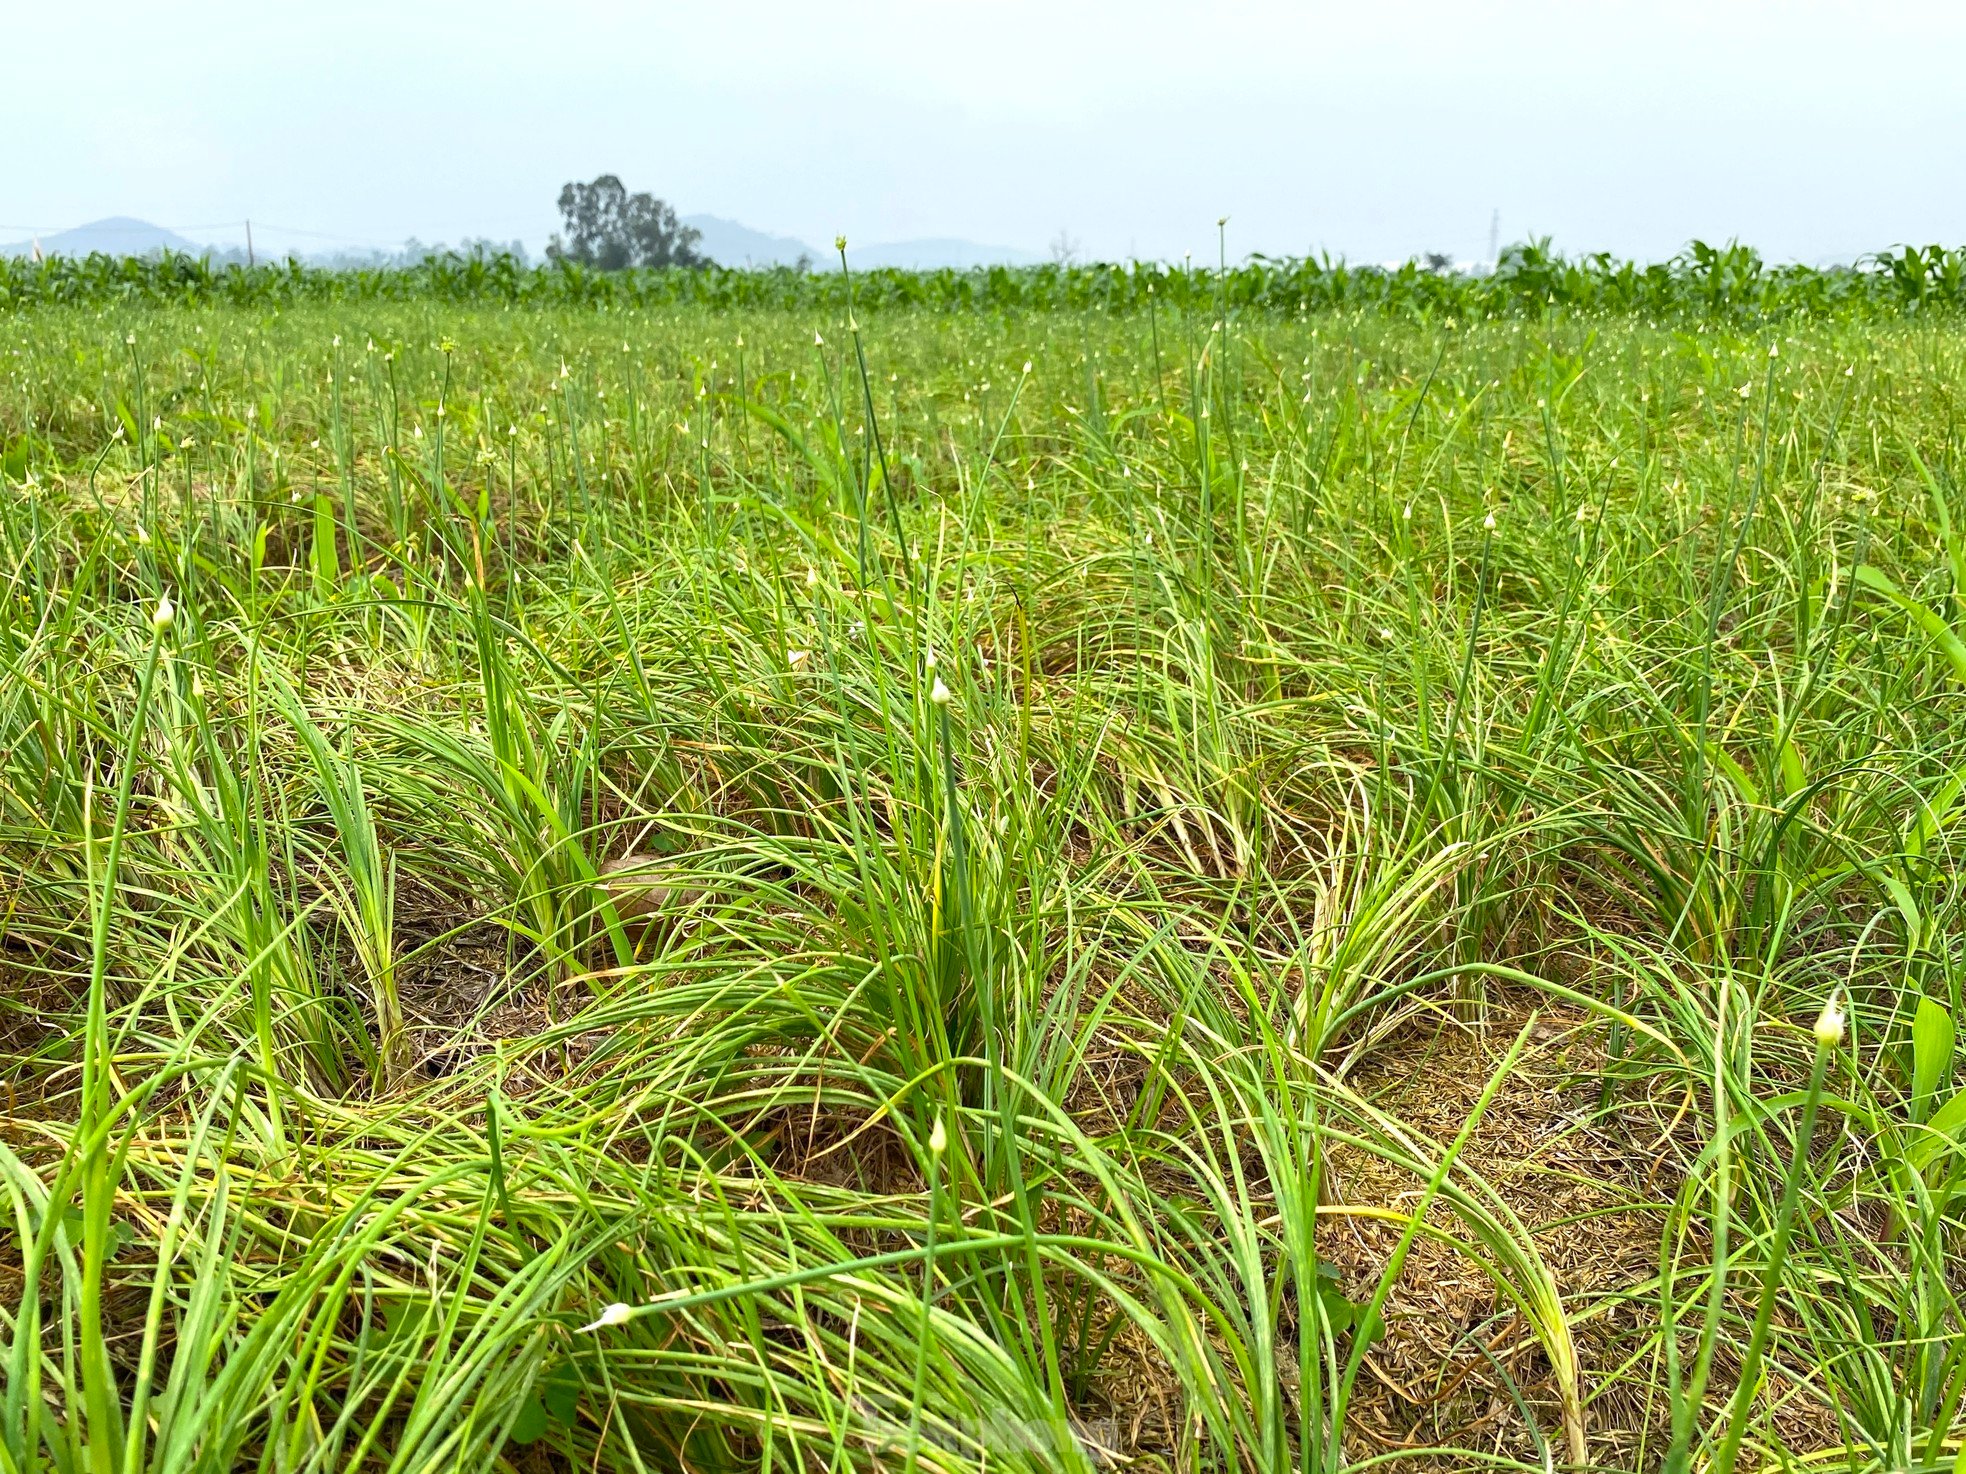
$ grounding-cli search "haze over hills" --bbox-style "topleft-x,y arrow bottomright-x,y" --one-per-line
681,215 -> 816,268
844,237 -> 1047,270
4,214 -> 1048,270
679,215 -> 1047,269
683,216 -> 1046,269
0,216 -> 206,258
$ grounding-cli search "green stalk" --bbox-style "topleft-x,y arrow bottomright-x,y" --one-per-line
74,595 -> 172,1473
1709,995 -> 1842,1474
1666,970 -> 1738,1474
904,1115 -> 945,1474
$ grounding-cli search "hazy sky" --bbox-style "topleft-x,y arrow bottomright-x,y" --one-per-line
6,0 -> 1962,265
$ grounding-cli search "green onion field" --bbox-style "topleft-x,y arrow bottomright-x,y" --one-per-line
3,253 -> 1965,1472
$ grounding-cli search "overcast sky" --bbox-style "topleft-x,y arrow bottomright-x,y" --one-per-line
6,0 -> 1962,265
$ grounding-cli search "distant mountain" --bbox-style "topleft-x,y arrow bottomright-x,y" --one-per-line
0,216 -> 206,258
3,213 -> 1047,272
683,215 -> 817,268
845,237 -> 1044,270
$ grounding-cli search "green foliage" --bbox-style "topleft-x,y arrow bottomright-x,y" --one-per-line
1,296 -> 1964,1473
7,236 -> 1966,316
1913,998 -> 1956,1124
546,175 -> 707,271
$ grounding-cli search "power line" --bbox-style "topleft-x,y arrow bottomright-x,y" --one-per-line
244,220 -> 391,243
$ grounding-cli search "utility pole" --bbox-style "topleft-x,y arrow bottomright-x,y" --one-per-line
246,219 -> 255,267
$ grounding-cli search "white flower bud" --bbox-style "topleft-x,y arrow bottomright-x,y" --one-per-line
929,677 -> 951,706
929,1116 -> 947,1154
151,592 -> 175,631
578,1302 -> 634,1333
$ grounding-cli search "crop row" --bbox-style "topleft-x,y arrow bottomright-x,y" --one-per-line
6,238 -> 1966,316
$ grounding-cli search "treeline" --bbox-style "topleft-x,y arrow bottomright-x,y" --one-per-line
5,238 -> 1964,317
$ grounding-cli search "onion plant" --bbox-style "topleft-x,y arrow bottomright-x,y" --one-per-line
1,292 -> 1963,1474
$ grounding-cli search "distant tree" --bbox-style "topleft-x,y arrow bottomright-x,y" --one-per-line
1049,229 -> 1081,266
546,176 -> 704,270
458,237 -> 530,266
1421,252 -> 1455,275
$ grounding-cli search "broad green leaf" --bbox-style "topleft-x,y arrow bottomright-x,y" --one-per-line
1908,1089 -> 1966,1170
1776,732 -> 1806,799
508,1394 -> 549,1445
1855,564 -> 1966,683
1913,997 -> 1956,1124
542,1363 -> 581,1425
1878,872 -> 1922,947
311,491 -> 341,599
